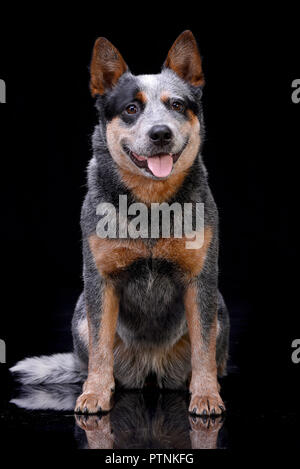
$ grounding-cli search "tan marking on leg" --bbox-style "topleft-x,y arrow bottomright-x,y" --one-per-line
75,283 -> 119,413
152,227 -> 213,279
89,234 -> 150,277
184,284 -> 225,416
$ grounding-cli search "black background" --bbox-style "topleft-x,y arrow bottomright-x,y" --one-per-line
0,5 -> 299,452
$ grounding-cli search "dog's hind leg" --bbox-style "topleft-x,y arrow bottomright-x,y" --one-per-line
72,292 -> 89,373
216,290 -> 230,377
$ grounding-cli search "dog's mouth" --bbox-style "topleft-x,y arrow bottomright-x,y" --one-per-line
123,141 -> 188,178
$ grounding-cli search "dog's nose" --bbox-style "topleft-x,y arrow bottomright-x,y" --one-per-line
149,125 -> 173,146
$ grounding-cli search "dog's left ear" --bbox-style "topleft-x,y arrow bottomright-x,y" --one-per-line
164,30 -> 204,87
90,37 -> 128,96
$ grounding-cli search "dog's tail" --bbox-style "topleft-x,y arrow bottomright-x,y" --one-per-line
10,353 -> 85,385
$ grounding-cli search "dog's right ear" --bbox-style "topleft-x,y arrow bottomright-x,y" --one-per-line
90,37 -> 128,96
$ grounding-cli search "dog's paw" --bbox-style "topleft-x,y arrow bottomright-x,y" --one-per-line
75,414 -> 103,431
75,389 -> 113,414
188,415 -> 223,449
75,414 -> 113,449
189,392 -> 225,416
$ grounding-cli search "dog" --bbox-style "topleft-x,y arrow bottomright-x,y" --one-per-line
11,30 -> 230,416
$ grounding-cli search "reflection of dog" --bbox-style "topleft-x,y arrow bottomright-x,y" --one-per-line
75,392 -> 225,450
10,384 -> 225,449
11,31 -> 229,416
76,393 -> 223,449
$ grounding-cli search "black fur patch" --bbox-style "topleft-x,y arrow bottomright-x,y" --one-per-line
116,258 -> 185,345
103,74 -> 145,124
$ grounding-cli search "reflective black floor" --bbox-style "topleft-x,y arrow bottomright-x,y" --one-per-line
1,296 -> 299,450
1,366 -> 299,450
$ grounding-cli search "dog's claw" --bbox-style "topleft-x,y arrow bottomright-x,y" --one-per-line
189,392 -> 225,417
75,390 -> 113,414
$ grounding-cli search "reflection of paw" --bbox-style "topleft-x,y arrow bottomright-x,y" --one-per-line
189,393 -> 225,416
189,414 -> 224,431
75,414 -> 103,431
75,414 -> 113,449
75,389 -> 113,414
189,415 -> 224,449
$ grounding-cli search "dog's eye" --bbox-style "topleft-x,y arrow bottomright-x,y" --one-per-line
171,101 -> 185,113
126,104 -> 138,115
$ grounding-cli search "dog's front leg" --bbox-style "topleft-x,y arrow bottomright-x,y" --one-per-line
184,283 -> 225,416
75,282 -> 119,414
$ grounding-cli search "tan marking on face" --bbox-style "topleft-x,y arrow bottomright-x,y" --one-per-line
89,234 -> 150,277
135,90 -> 147,104
152,226 -> 213,279
160,92 -> 170,103
187,109 -> 198,124
106,117 -> 141,175
171,116 -> 201,176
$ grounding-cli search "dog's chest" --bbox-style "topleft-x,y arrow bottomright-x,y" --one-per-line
88,229 -> 212,280
117,256 -> 187,345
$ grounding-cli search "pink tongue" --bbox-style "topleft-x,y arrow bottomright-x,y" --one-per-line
147,154 -> 173,177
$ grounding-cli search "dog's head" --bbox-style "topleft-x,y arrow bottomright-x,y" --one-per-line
91,31 -> 204,180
